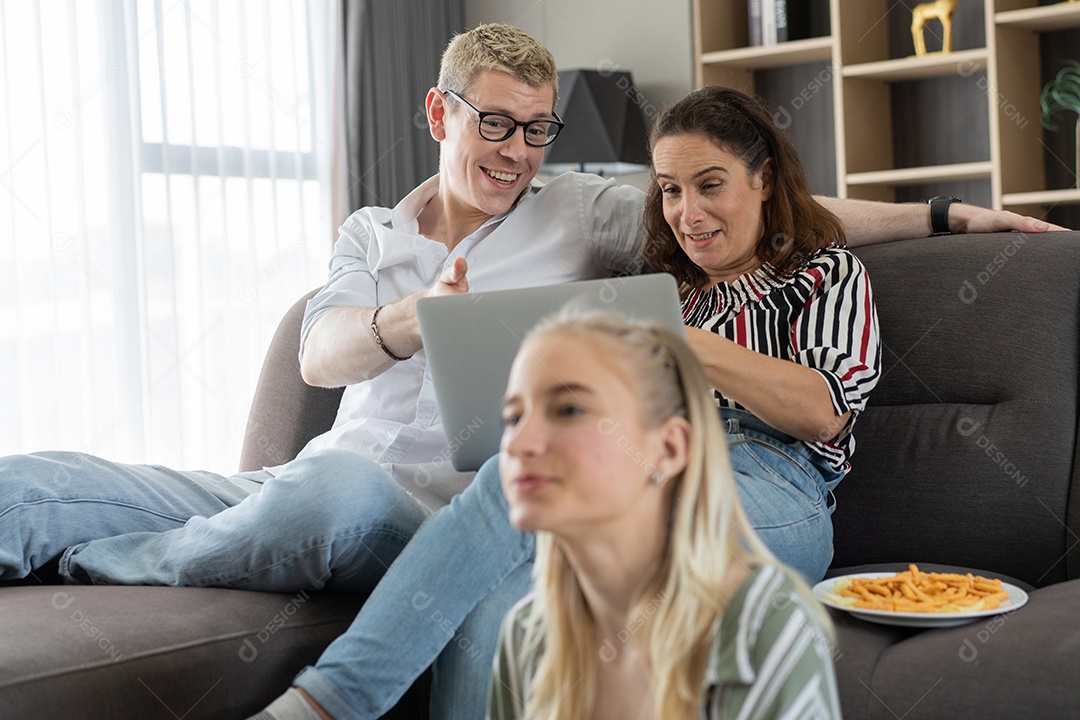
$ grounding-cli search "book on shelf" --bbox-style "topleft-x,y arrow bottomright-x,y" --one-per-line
762,0 -> 776,45
748,0 -> 762,46
775,0 -> 787,43
787,1 -> 811,42
748,0 -> 812,47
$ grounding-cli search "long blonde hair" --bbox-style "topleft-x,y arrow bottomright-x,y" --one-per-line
516,309 -> 830,719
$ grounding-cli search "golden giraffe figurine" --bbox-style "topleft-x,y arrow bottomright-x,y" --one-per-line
911,0 -> 960,56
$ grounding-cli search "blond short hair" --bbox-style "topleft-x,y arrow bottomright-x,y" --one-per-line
438,23 -> 558,106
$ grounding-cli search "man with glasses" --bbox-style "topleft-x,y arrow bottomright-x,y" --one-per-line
441,88 -> 564,147
251,22 -> 1060,720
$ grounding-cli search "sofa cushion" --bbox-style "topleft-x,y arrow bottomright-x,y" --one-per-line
833,402 -> 1071,586
240,289 -> 344,473
830,577 -> 1080,719
0,586 -> 366,719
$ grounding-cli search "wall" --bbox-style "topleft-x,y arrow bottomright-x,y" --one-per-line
463,0 -> 694,188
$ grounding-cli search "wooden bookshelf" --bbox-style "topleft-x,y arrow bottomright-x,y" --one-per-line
699,37 -> 834,69
692,0 -> 1080,214
996,3 -> 1080,31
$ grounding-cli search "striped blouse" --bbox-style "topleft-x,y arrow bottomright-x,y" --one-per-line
682,247 -> 881,471
487,563 -> 841,719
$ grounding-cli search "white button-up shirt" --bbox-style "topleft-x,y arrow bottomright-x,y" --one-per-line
290,172 -> 646,509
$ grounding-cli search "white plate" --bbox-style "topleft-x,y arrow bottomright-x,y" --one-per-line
812,571 -> 1030,628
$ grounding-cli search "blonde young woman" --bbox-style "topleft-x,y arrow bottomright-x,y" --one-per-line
489,310 -> 840,719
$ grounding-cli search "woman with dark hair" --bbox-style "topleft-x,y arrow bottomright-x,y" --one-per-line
640,85 -> 881,581
644,86 -> 844,286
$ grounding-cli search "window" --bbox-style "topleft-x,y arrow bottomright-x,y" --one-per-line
1,1 -> 335,472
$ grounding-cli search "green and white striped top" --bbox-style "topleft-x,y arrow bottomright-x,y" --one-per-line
488,563 -> 841,720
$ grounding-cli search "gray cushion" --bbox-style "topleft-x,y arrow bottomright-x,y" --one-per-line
0,586 -> 366,719
831,578 -> 1080,719
240,289 -> 343,473
833,403 -> 1070,586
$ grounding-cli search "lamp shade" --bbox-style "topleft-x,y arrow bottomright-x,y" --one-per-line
544,69 -> 649,168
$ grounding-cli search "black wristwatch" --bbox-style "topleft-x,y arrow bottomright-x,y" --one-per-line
928,195 -> 962,236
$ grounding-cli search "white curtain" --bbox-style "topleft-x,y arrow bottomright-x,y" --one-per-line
1,0 -> 337,474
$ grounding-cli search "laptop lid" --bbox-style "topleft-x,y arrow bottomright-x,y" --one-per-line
416,273 -> 685,472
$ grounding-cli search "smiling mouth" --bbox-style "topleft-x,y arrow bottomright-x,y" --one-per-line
685,230 -> 718,243
484,167 -> 519,185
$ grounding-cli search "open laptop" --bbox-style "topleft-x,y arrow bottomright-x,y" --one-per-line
416,273 -> 686,471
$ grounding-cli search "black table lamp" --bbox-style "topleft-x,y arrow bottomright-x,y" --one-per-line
543,68 -> 650,175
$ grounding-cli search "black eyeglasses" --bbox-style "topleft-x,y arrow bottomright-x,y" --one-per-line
442,89 -> 564,147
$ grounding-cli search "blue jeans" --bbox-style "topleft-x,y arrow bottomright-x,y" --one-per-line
0,450 -> 428,591
723,407 -> 844,582
294,407 -> 843,719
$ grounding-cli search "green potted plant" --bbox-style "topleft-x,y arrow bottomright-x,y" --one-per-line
1041,59 -> 1080,189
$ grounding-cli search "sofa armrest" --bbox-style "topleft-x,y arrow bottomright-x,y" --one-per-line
239,290 -> 344,472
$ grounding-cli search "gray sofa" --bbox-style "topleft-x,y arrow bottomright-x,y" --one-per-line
2,231 -> 1078,718
827,231 -> 1080,718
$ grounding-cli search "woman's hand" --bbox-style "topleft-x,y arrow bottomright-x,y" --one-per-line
684,327 -> 851,443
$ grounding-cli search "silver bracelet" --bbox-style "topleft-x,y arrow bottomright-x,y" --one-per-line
370,305 -> 412,361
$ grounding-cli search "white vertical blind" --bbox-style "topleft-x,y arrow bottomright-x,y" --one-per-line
0,0 -> 336,473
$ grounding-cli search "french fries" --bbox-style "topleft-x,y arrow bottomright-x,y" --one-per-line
825,564 -> 1009,614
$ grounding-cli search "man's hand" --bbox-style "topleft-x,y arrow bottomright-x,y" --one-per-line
426,257 -> 469,298
951,205 -> 1070,233
301,258 -> 471,388
818,196 -> 1071,247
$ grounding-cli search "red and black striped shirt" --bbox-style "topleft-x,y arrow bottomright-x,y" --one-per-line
682,247 -> 881,471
